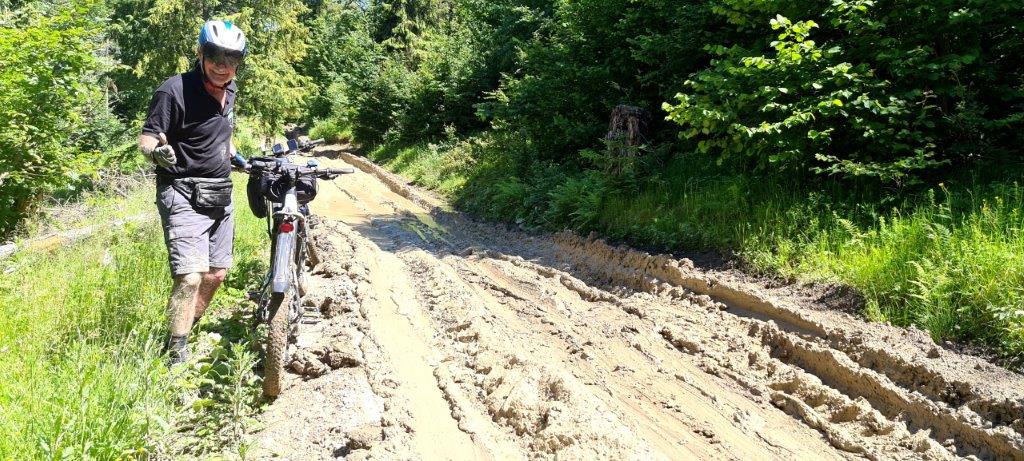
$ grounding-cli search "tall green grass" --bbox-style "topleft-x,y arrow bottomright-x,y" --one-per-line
369,140 -> 471,197
0,174 -> 268,459
309,117 -> 354,144
780,186 -> 1024,360
369,137 -> 1024,366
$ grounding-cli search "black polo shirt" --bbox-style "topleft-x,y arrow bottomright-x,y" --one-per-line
141,64 -> 237,180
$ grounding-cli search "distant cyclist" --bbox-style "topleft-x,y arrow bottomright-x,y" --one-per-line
138,20 -> 247,365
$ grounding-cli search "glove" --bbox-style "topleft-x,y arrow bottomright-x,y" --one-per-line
231,152 -> 250,171
152,144 -> 176,168
150,132 -> 177,168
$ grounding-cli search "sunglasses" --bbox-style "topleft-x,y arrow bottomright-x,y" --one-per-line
201,43 -> 244,68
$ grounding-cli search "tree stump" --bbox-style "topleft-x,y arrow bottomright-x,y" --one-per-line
604,105 -> 651,175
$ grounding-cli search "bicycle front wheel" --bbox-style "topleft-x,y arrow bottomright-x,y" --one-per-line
262,291 -> 290,398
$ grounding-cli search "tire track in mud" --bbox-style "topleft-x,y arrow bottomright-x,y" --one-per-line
249,146 -> 1024,460
434,251 -> 839,459
544,234 -> 1024,460
346,232 -> 489,460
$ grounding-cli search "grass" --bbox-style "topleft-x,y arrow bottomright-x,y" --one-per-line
13,174 -> 155,238
366,131 -> 534,205
367,135 -> 1024,367
780,185 -> 1024,359
368,141 -> 471,196
0,173 -> 270,459
309,117 -> 354,144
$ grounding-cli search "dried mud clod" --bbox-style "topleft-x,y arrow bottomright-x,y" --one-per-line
345,423 -> 383,451
289,349 -> 329,378
315,332 -> 365,369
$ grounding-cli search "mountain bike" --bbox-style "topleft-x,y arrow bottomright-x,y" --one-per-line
238,138 -> 353,397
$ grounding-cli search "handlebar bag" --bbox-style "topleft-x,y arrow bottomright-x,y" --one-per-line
246,174 -> 269,218
261,171 -> 318,205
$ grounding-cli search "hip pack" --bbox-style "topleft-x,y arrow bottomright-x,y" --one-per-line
172,177 -> 233,209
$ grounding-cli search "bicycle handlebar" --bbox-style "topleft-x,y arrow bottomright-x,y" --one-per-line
321,167 -> 355,175
247,159 -> 354,179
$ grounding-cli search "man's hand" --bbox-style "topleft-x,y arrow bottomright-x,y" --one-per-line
151,133 -> 177,168
139,132 -> 177,168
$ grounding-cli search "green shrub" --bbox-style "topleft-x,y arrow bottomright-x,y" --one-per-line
309,118 -> 353,143
665,0 -> 1024,183
347,58 -> 415,146
232,116 -> 265,155
0,0 -> 124,236
480,0 -> 716,161
545,171 -> 609,229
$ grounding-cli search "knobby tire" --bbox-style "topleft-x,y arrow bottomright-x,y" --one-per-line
263,291 -> 290,398
298,232 -> 311,298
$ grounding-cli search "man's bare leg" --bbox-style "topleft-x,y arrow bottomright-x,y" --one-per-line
193,267 -> 227,326
167,272 -> 202,364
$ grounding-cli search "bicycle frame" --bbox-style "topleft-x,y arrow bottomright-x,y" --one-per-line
270,186 -> 304,295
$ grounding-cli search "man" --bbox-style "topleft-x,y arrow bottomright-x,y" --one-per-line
139,20 -> 248,364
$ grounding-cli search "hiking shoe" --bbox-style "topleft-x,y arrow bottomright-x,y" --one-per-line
166,334 -> 190,366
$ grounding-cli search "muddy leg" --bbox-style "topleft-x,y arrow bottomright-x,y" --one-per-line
167,272 -> 202,363
193,267 -> 227,325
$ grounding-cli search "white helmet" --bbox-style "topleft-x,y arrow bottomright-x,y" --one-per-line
198,20 -> 247,66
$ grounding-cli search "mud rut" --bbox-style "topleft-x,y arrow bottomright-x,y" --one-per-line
251,146 -> 1024,461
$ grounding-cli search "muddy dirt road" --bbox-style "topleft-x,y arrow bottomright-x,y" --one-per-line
252,146 -> 1024,460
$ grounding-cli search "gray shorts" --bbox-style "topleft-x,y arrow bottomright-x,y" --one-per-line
156,182 -> 234,275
